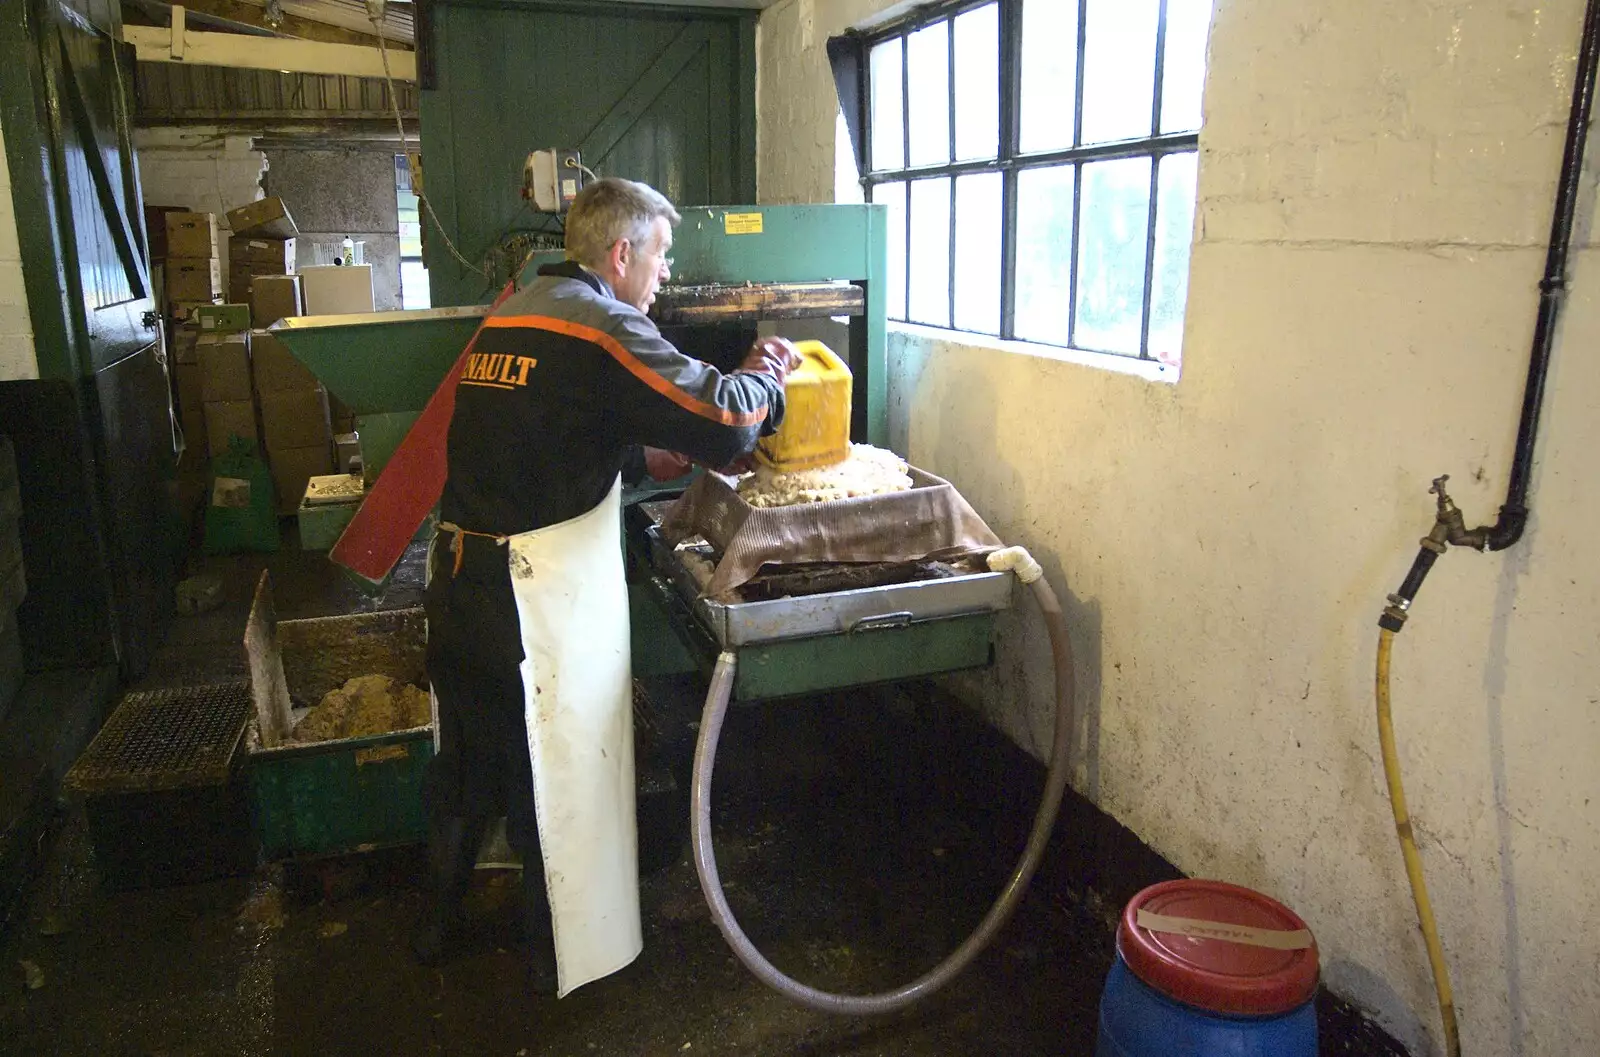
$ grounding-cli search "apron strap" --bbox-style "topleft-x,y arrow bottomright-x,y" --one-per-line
437,520 -> 508,577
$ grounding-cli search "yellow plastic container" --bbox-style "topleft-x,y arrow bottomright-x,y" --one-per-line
756,340 -> 853,472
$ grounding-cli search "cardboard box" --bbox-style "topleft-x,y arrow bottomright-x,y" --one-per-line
145,205 -> 190,261
166,257 -> 222,302
179,407 -> 208,466
164,213 -> 218,259
299,265 -> 374,315
228,236 -> 296,272
228,269 -> 256,306
204,399 -> 259,455
333,432 -> 362,475
328,395 -> 355,433
169,299 -> 221,323
198,333 -> 252,402
250,331 -> 319,394
251,275 -> 304,326
196,303 -> 251,334
268,444 -> 334,514
172,360 -> 204,415
226,197 -> 299,239
260,388 -> 331,451
172,326 -> 200,365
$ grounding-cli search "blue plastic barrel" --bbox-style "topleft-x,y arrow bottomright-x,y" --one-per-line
1096,880 -> 1319,1057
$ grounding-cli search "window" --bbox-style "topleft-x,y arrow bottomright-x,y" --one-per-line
396,154 -> 430,310
855,0 -> 1212,366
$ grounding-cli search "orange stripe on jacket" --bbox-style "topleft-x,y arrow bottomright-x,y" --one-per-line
483,314 -> 769,428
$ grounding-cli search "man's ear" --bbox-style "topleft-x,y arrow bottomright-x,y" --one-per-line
608,238 -> 631,275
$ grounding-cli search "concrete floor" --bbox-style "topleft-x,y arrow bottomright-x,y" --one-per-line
0,540 -> 1111,1056
0,537 -> 1408,1057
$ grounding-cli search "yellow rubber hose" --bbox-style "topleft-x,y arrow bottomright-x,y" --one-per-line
1375,628 -> 1463,1057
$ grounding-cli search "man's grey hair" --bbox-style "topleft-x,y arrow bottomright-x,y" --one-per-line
565,178 -> 681,271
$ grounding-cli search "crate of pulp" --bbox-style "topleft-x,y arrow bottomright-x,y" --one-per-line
244,571 -> 433,859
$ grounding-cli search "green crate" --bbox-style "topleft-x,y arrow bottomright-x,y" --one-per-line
295,498 -> 358,551
244,594 -> 433,859
248,728 -> 432,860
195,303 -> 251,334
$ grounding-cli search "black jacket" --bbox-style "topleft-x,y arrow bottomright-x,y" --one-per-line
440,261 -> 785,536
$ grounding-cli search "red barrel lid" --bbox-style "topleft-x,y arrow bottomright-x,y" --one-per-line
1118,880 -> 1319,1016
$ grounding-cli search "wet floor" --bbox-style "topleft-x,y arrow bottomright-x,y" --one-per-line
0,537 -> 1405,1057
0,540 -> 1112,1056
0,702 -> 1110,1056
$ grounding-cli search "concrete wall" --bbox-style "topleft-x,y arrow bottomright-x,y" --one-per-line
758,1 -> 1600,1054
133,127 -> 268,279
0,112 -> 36,381
263,148 -> 402,311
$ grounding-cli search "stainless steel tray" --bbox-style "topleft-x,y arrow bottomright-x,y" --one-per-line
649,527 -> 1013,647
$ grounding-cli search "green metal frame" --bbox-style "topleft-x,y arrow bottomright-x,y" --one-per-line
522,203 -> 890,447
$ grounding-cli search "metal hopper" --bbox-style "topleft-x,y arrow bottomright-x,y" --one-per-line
268,305 -> 490,473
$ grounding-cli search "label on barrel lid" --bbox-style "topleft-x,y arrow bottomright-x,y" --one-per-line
1136,909 -> 1313,951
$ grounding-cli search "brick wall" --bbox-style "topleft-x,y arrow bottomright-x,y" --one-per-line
134,127 -> 269,278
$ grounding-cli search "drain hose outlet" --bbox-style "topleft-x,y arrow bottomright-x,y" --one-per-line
690,553 -> 1075,1014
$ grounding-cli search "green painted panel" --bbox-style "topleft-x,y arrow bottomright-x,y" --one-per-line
420,0 -> 757,308
732,615 -> 996,702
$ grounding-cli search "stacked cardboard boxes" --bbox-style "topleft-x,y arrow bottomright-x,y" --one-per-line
225,197 -> 299,307
252,331 -> 333,513
1,435 -> 26,721
171,327 -> 206,466
163,212 -> 222,321
197,332 -> 259,460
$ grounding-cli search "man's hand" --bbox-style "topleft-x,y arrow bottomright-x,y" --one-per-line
738,336 -> 803,383
643,447 -> 694,480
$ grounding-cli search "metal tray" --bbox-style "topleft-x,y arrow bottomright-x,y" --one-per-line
649,527 -> 1012,647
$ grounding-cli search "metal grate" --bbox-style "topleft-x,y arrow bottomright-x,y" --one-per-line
64,683 -> 253,796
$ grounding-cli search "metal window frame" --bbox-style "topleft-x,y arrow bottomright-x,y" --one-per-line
858,0 -> 1199,361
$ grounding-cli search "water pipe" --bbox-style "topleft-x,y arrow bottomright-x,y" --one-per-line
689,547 -> 1074,1014
1372,4 -> 1600,1052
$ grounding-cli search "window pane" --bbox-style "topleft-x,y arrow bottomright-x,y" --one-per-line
873,181 -> 908,321
908,177 -> 952,326
1160,0 -> 1213,133
1081,0 -> 1160,145
1014,165 -> 1075,344
1020,0 -> 1077,152
954,172 -> 1002,334
1148,152 -> 1198,364
870,40 -> 905,171
1074,157 -> 1152,354
400,260 -> 431,311
906,21 -> 951,167
953,4 -> 999,162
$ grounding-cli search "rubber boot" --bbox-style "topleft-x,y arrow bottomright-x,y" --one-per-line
410,815 -> 484,966
522,862 -> 559,995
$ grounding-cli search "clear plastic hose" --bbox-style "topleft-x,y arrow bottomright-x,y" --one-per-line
690,564 -> 1075,1014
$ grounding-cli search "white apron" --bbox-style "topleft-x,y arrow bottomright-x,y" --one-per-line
507,476 -> 641,997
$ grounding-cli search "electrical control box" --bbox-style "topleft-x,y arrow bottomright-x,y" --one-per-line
522,148 -> 586,213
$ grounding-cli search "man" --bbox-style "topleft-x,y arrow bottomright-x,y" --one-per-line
416,178 -> 798,996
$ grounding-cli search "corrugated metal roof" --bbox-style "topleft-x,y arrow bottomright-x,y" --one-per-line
135,62 -> 418,122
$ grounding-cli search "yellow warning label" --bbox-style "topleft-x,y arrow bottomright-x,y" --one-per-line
355,744 -> 411,767
724,212 -> 764,235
